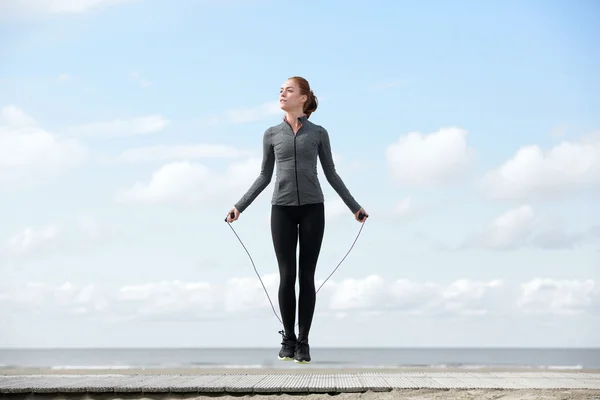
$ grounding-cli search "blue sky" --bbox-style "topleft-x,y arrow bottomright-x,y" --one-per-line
0,0 -> 599,349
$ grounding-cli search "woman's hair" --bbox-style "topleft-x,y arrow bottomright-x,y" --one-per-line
289,76 -> 318,118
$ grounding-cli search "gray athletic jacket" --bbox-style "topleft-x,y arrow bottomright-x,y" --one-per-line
234,116 -> 361,214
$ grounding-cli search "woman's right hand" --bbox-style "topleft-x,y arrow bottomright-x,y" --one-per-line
225,207 -> 240,223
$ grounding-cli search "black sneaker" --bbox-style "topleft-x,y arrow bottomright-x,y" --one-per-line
294,338 -> 311,363
278,330 -> 296,361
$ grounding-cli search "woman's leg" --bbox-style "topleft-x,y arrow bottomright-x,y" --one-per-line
297,202 -> 325,341
270,205 -> 299,339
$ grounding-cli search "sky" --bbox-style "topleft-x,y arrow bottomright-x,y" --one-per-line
0,0 -> 599,349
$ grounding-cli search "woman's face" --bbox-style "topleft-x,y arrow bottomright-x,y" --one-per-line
279,79 -> 306,112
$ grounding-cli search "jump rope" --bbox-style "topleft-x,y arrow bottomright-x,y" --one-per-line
224,210 -> 368,328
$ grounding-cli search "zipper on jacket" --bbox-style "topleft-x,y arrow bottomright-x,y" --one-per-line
293,134 -> 300,205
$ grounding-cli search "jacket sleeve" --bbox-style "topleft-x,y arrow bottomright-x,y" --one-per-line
234,128 -> 275,213
318,127 -> 361,214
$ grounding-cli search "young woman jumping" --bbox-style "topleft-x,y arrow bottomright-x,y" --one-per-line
226,76 -> 368,363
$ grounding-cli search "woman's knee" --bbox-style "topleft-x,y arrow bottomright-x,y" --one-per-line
279,270 -> 296,289
298,273 -> 316,292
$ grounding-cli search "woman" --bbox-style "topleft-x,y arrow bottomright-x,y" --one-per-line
226,76 -> 368,363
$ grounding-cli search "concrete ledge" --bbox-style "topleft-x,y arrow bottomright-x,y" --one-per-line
1,372 -> 600,394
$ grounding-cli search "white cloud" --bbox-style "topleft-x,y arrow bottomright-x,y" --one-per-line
328,275 -> 389,311
115,149 -> 358,206
461,205 -> 599,251
390,196 -> 429,220
68,115 -> 169,138
481,132 -> 600,200
0,0 -> 139,15
116,161 -> 210,204
317,151 -> 352,176
0,275 -> 280,321
1,106 -> 36,126
386,127 -> 475,187
114,275 -> 282,320
3,225 -> 61,256
531,223 -> 600,250
117,281 -> 219,318
77,215 -> 120,242
0,275 -> 508,321
324,276 -> 503,317
518,279 -> 599,315
9,282 -> 108,316
5,276 -> 600,324
1,217 -> 119,262
0,105 -> 87,183
325,199 -> 349,220
107,144 -> 255,164
223,275 -> 279,313
202,101 -> 282,125
116,158 -> 261,204
470,205 -> 537,250
440,279 -> 504,316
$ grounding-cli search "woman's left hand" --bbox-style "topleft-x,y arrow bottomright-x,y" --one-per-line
354,207 -> 369,222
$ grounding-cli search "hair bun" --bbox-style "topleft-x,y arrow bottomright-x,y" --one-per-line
288,76 -> 318,118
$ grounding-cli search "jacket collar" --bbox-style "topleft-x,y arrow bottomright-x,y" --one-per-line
283,114 -> 308,124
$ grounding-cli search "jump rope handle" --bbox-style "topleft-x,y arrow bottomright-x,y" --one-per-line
225,211 -> 235,222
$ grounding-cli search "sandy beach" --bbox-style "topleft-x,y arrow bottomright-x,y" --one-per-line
1,389 -> 599,400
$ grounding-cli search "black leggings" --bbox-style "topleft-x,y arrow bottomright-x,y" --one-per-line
270,202 -> 325,340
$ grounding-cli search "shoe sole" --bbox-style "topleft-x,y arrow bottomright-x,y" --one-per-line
278,356 -> 293,361
294,359 -> 310,364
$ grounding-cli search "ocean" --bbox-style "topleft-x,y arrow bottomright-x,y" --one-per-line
0,348 -> 598,370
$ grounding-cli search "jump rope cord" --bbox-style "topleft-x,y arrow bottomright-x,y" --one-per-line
225,213 -> 367,327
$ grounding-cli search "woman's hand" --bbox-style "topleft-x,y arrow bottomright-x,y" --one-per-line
225,206 -> 240,223
354,207 -> 369,222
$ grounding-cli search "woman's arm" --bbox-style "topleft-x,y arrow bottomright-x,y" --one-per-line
234,127 -> 275,213
318,127 -> 361,214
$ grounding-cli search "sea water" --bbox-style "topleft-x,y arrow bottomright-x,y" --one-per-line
0,347 -> 597,370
